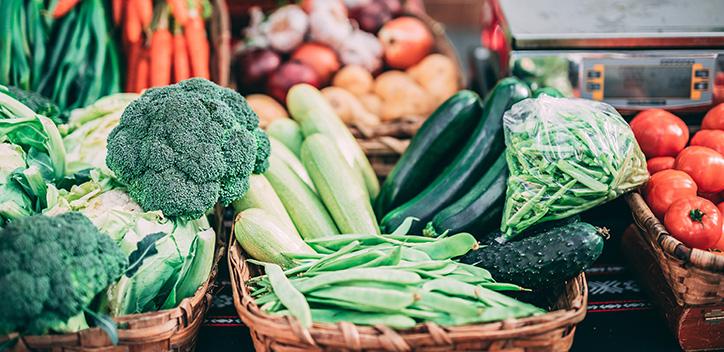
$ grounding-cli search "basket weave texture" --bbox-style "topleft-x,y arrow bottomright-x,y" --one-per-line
228,235 -> 588,352
626,192 -> 724,306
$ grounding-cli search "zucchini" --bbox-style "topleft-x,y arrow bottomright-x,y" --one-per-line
301,134 -> 380,235
375,90 -> 483,217
267,118 -> 304,156
460,221 -> 604,289
232,174 -> 299,237
234,208 -> 315,268
381,78 -> 531,234
264,154 -> 339,240
270,137 -> 316,192
424,153 -> 508,237
287,84 -> 379,200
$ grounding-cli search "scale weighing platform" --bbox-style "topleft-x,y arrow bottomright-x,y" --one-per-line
495,0 -> 724,112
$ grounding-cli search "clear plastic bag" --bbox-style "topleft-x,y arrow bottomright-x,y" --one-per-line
501,95 -> 648,238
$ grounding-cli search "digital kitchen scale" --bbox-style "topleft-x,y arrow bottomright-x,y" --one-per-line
494,0 -> 724,112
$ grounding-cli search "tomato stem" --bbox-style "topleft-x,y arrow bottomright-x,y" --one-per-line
689,208 -> 705,222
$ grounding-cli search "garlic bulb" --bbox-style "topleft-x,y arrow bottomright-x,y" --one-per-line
262,5 -> 309,53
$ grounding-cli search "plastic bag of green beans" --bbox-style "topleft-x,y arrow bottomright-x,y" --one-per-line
501,95 -> 648,238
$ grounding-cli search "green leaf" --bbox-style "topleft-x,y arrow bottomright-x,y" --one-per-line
125,232 -> 166,277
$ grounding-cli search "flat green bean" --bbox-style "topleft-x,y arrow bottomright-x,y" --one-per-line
264,263 -> 312,328
413,233 -> 478,260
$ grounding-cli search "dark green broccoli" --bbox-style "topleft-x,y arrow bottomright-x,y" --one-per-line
105,78 -> 270,218
7,86 -> 64,125
0,212 -> 127,335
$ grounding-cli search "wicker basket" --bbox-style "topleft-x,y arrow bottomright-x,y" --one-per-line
354,6 -> 466,179
0,206 -> 228,352
626,192 -> 724,306
228,235 -> 588,352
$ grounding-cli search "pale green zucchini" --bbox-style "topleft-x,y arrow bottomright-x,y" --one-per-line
267,119 -> 304,156
270,137 -> 316,192
232,174 -> 299,237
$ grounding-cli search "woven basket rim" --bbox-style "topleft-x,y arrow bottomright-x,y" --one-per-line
0,207 -> 227,350
227,233 -> 588,351
626,192 -> 724,273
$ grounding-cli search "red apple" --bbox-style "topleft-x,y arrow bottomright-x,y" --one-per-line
266,62 -> 321,102
378,16 -> 434,69
291,43 -> 340,84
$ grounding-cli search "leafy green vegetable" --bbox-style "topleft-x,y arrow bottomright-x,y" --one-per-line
6,86 -> 63,125
501,96 -> 648,237
105,78 -> 270,219
0,212 -> 127,335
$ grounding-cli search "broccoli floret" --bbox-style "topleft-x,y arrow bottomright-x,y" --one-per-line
0,212 -> 127,335
105,78 -> 270,219
7,86 -> 64,125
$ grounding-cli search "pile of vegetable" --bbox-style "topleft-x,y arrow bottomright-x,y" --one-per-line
0,0 -> 121,110
632,105 -> 724,251
1,78 -> 265,340
236,0 -> 459,129
116,0 -> 213,92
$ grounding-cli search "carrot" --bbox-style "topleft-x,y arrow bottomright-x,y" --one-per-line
112,0 -> 124,26
135,47 -> 151,93
125,41 -> 142,92
53,0 -> 82,18
125,0 -> 142,43
183,13 -> 210,79
167,0 -> 188,25
150,28 -> 173,87
173,29 -> 190,82
136,0 -> 153,28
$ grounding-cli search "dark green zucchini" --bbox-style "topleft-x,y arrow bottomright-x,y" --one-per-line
460,221 -> 604,289
380,78 -> 531,234
532,87 -> 564,98
423,152 -> 508,238
374,91 -> 483,218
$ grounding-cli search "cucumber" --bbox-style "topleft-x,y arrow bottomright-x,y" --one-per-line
533,87 -> 564,98
460,221 -> 604,289
267,118 -> 304,156
287,84 -> 379,200
375,91 -> 483,217
301,134 -> 380,235
270,137 -> 316,192
264,154 -> 339,240
423,153 -> 508,237
381,78 -> 531,234
232,174 -> 299,237
234,208 -> 315,268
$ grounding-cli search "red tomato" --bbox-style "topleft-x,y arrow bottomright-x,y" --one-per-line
716,202 -> 724,250
378,17 -> 433,69
674,146 -> 724,193
702,103 -> 724,130
645,169 -> 698,219
291,43 -> 340,84
664,197 -> 722,249
646,156 -> 675,175
690,129 -> 724,155
629,109 -> 689,158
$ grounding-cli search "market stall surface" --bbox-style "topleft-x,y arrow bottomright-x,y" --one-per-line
197,199 -> 681,352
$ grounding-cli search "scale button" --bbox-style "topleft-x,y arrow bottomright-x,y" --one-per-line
587,82 -> 601,91
587,70 -> 602,78
694,82 -> 709,90
694,69 -> 709,78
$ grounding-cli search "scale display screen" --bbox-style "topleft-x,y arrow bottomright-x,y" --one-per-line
603,65 -> 692,99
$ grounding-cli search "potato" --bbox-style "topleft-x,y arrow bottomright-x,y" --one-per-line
332,65 -> 374,96
374,71 -> 432,121
321,87 -> 380,127
407,54 -> 458,106
359,94 -> 382,116
246,94 -> 289,128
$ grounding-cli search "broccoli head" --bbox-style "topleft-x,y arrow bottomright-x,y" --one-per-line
7,86 -> 64,125
0,212 -> 127,335
105,78 -> 270,219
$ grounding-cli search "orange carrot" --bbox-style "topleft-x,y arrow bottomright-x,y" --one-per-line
112,0 -> 123,26
125,41 -> 142,92
173,29 -> 190,82
135,47 -> 151,93
167,0 -> 188,25
150,29 -> 173,87
53,0 -> 82,18
124,0 -> 142,43
136,0 -> 153,28
183,14 -> 210,79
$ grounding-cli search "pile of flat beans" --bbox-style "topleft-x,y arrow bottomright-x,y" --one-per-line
249,230 -> 545,329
